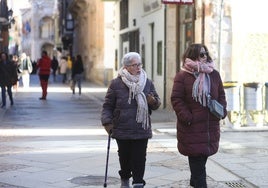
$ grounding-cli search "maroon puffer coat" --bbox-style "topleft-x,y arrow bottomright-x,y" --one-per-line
101,76 -> 161,140
37,55 -> 51,75
171,70 -> 227,157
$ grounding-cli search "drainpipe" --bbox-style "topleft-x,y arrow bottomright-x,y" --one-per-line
201,0 -> 205,44
163,4 -> 167,108
218,0 -> 224,73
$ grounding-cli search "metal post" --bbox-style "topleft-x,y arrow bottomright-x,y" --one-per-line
103,134 -> 111,187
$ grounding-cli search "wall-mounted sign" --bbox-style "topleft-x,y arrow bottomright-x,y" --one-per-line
162,0 -> 194,4
143,0 -> 162,14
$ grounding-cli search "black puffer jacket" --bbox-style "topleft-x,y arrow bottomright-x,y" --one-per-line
171,70 -> 227,157
101,76 -> 161,139
72,59 -> 84,78
0,60 -> 18,87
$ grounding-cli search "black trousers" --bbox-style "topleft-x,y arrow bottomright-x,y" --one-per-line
1,85 -> 13,106
188,156 -> 208,188
116,139 -> 148,185
39,75 -> 49,98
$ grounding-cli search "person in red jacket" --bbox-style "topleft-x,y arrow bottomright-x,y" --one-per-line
171,43 -> 227,188
36,51 -> 51,100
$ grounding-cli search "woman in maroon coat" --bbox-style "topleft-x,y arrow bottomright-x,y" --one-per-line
171,44 -> 227,188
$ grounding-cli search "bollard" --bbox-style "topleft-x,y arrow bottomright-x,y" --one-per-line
243,82 -> 263,126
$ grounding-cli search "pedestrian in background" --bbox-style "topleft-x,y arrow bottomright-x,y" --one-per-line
51,56 -> 59,82
59,56 -> 67,83
0,52 -> 17,108
101,52 -> 161,188
66,55 -> 72,83
11,55 -> 20,91
71,54 -> 84,96
36,51 -> 51,100
18,52 -> 32,88
171,43 -> 227,188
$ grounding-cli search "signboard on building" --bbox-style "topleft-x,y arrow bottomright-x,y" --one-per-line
143,0 -> 162,15
162,0 -> 194,4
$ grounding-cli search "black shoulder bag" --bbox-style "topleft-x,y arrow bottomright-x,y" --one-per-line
207,75 -> 224,119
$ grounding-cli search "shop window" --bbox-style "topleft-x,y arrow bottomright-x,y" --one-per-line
66,13 -> 74,31
177,4 -> 194,71
39,17 -> 54,40
120,0 -> 128,29
129,30 -> 139,53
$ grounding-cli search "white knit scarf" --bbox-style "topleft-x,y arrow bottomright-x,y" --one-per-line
118,67 -> 149,129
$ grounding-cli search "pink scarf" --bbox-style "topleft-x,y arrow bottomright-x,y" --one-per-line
182,58 -> 214,106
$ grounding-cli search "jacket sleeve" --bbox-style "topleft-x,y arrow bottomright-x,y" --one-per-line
217,73 -> 228,119
36,59 -> 41,69
171,72 -> 193,124
101,80 -> 116,125
27,57 -> 33,73
11,64 -> 18,85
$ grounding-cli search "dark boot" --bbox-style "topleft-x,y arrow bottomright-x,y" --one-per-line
120,179 -> 130,188
9,94 -> 14,105
7,86 -> 13,105
133,183 -> 144,188
40,80 -> 48,99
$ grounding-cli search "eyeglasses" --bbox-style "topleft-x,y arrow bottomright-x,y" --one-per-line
128,63 -> 143,68
199,52 -> 208,58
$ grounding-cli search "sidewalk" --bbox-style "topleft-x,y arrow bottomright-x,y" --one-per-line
0,75 -> 266,188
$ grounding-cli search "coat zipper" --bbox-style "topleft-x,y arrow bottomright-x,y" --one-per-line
207,112 -> 211,155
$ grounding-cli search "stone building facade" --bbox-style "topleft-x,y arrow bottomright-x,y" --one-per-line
70,0 -> 268,109
20,0 -> 58,60
10,0 -> 268,112
68,0 -> 115,84
165,0 -> 268,109
113,0 -> 166,106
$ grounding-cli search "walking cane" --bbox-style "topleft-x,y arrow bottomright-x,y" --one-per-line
103,133 -> 111,187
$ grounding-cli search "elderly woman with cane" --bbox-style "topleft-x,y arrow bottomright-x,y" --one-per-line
101,52 -> 161,188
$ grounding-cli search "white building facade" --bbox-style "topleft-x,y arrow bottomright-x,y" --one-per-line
114,0 -> 166,106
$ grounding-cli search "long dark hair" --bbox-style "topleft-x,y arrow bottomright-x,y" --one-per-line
182,43 -> 212,65
0,52 -> 9,62
76,55 -> 82,63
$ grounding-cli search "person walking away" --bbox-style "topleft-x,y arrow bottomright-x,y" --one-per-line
67,55 -> 72,83
58,56 -> 67,83
36,51 -> 51,100
51,56 -> 59,82
0,52 -> 18,108
171,43 -> 227,188
11,55 -> 20,91
71,54 -> 84,95
101,52 -> 161,188
18,52 -> 32,88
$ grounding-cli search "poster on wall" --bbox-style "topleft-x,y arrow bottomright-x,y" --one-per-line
162,0 -> 194,4
144,0 -> 162,14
